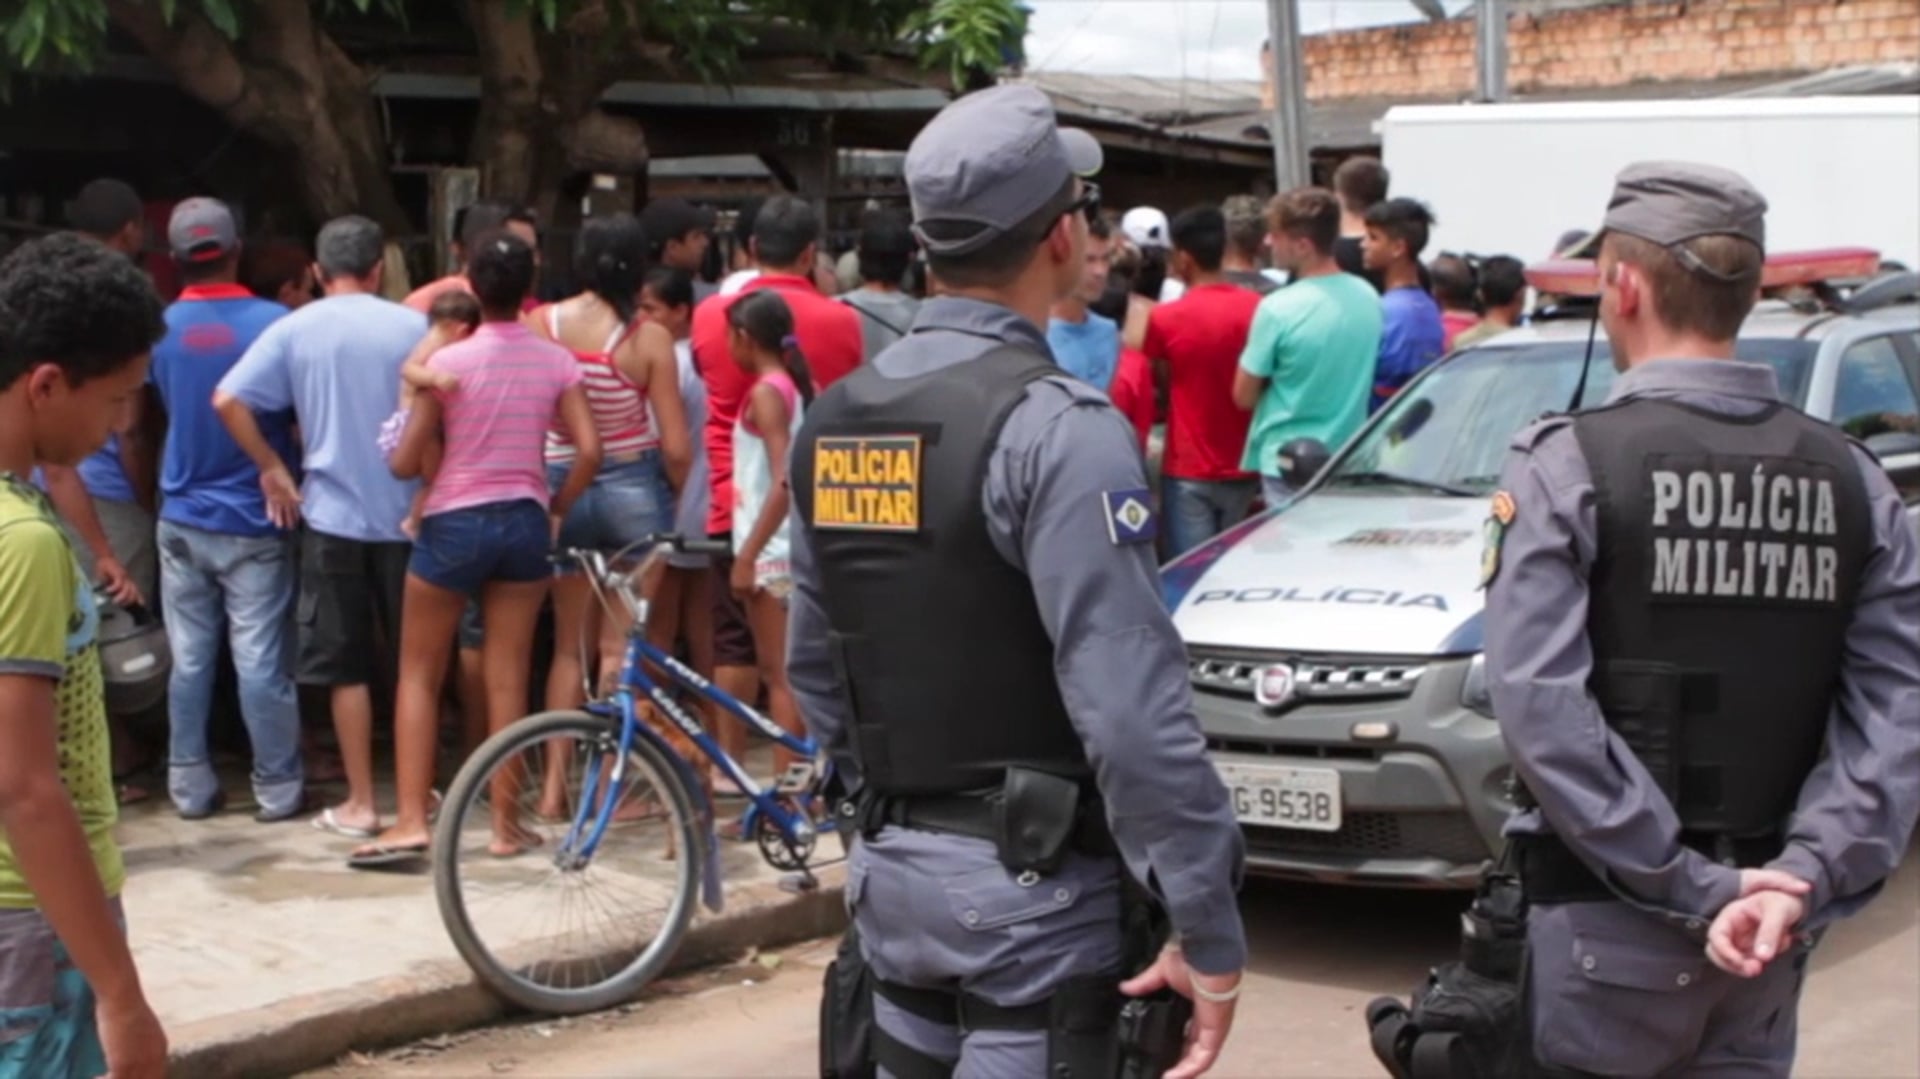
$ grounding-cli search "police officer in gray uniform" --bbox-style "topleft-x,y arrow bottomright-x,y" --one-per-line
788,85 -> 1248,1079
1483,161 -> 1920,1077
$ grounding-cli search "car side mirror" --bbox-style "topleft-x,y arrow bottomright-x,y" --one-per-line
1277,438 -> 1331,490
1864,429 -> 1920,460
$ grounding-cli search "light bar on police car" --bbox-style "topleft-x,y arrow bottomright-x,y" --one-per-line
1525,247 -> 1883,298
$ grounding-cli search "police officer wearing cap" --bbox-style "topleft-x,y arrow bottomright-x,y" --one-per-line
1483,161 -> 1920,1076
790,85 -> 1248,1079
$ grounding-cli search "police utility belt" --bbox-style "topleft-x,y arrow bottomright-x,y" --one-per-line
850,766 -> 1118,876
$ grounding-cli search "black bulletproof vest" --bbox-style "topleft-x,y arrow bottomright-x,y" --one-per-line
789,345 -> 1089,795
1572,397 -> 1871,837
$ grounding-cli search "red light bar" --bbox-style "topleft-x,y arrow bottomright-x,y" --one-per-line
1526,247 -> 1883,297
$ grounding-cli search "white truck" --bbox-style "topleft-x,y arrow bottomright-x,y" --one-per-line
1378,96 -> 1920,269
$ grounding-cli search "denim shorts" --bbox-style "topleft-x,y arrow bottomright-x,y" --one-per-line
410,499 -> 551,595
548,451 -> 674,568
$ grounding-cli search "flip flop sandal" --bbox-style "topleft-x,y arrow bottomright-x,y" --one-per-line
115,783 -> 154,807
311,807 -> 377,840
347,842 -> 429,870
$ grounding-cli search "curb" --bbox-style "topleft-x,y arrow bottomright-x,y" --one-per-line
167,867 -> 848,1079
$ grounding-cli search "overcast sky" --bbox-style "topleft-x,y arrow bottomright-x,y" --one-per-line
1024,0 -> 1473,80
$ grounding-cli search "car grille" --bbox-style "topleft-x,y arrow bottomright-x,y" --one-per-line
1244,812 -> 1489,865
1187,649 -> 1426,703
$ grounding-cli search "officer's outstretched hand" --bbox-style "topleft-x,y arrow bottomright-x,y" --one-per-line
1707,889 -> 1806,978
1120,943 -> 1240,1079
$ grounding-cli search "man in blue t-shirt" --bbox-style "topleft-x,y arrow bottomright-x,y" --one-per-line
149,199 -> 305,822
216,215 -> 425,840
1046,215 -> 1120,390
1361,198 -> 1446,412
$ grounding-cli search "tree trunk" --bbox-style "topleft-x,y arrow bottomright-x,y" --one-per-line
464,1 -> 649,225
107,0 -> 409,234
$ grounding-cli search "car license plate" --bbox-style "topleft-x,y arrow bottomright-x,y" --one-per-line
1215,762 -> 1341,832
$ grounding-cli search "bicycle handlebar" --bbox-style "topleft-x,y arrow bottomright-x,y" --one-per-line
553,533 -> 734,623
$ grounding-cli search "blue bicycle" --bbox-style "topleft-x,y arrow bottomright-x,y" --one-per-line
432,534 -> 839,1014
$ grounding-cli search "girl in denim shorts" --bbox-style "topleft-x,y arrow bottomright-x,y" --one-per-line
359,232 -> 601,867
530,217 -> 693,818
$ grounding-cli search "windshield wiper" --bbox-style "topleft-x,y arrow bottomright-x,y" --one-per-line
1328,470 -> 1479,497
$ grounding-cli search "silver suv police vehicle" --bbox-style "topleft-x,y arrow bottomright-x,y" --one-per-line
1163,264 -> 1919,888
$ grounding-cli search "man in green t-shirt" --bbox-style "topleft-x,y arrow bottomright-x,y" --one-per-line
0,233 -> 168,1078
1233,187 -> 1383,507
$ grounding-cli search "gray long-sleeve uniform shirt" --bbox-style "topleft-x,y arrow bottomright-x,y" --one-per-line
787,296 -> 1249,974
1487,357 -> 1920,933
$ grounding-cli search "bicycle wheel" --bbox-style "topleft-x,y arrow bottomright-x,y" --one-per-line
433,709 -> 703,1014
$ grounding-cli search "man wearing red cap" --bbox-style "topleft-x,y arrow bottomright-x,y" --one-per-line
147,198 -> 305,824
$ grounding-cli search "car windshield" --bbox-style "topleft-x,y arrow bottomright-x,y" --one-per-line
1325,337 -> 1817,497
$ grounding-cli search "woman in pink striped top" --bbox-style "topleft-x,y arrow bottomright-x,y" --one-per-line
530,216 -> 691,823
363,232 -> 601,866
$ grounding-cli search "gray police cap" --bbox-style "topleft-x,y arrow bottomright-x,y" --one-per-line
1602,161 -> 1768,255
906,84 -> 1103,257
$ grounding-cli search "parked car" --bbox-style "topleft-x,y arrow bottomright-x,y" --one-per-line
1163,259 -> 1919,888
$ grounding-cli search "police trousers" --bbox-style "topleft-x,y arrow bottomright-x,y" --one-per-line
848,826 -> 1124,1078
1527,900 -> 1809,1078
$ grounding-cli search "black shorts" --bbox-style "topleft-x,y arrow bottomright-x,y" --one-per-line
708,535 -> 756,668
296,529 -> 410,687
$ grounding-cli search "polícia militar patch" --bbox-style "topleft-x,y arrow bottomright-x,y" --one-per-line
1103,489 -> 1155,545
811,435 -> 922,532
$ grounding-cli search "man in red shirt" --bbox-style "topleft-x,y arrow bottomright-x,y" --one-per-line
1144,206 -> 1262,559
690,195 -> 860,773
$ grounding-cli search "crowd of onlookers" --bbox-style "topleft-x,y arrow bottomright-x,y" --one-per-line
32,157 -> 1536,866
1043,157 -> 1534,557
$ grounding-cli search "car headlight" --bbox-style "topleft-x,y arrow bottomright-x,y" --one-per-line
1461,653 -> 1495,718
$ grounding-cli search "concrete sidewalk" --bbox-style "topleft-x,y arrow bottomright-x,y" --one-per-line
119,779 -> 846,1078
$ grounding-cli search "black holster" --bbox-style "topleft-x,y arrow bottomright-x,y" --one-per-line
1366,868 -> 1532,1079
819,926 -> 877,1079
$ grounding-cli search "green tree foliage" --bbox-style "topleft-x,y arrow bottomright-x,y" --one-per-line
0,0 -> 1026,86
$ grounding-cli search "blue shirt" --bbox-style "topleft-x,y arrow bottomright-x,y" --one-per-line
218,293 -> 426,543
1046,311 -> 1121,390
1373,285 -> 1446,411
75,438 -> 136,505
151,285 -> 294,537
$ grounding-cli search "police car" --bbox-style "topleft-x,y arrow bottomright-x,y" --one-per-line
1162,249 -> 1920,888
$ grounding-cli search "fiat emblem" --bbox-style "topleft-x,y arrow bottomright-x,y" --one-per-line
1254,663 -> 1297,710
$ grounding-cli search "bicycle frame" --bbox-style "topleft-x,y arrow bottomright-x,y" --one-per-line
562,593 -> 822,868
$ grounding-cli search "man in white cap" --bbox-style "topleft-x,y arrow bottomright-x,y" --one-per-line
1123,206 -> 1184,302
791,84 -> 1246,1079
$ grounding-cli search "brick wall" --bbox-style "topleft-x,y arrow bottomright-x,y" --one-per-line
1302,0 -> 1920,100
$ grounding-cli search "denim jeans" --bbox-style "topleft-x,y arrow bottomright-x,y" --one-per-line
1159,477 -> 1259,559
157,520 -> 303,818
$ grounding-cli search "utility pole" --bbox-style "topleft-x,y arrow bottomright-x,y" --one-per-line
1475,0 -> 1510,102
1264,0 -> 1311,191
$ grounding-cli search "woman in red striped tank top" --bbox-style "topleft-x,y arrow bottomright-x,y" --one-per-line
531,215 -> 692,819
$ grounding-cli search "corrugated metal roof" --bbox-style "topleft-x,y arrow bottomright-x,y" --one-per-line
1042,64 -> 1920,156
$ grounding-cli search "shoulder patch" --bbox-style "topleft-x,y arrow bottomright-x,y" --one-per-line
1479,514 -> 1507,590
1102,489 -> 1156,546
810,435 -> 922,533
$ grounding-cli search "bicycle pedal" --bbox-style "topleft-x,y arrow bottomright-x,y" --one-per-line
774,764 -> 815,793
779,871 -> 820,894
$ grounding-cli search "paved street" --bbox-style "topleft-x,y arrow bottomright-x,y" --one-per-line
312,849 -> 1919,1078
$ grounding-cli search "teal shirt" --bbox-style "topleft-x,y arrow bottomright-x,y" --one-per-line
1237,273 -> 1383,476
